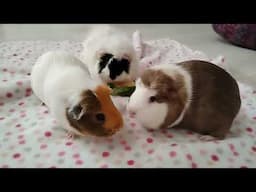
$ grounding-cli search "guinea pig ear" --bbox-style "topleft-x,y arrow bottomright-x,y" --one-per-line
96,49 -> 105,59
154,76 -> 179,101
68,104 -> 86,120
123,54 -> 131,62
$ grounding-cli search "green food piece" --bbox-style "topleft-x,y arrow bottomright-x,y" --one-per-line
108,83 -> 115,89
107,83 -> 136,97
112,86 -> 136,97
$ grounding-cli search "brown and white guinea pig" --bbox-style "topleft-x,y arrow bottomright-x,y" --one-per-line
80,24 -> 139,87
31,51 -> 123,137
127,60 -> 241,139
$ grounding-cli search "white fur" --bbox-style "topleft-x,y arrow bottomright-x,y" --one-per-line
152,64 -> 192,127
31,51 -> 102,135
127,79 -> 168,129
127,64 -> 192,130
80,24 -> 139,83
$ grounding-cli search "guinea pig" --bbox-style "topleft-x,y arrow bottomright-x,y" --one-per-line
31,51 -> 123,137
127,60 -> 241,139
80,24 -> 139,86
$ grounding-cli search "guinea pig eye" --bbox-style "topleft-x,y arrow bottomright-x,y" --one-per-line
149,96 -> 156,103
95,113 -> 105,123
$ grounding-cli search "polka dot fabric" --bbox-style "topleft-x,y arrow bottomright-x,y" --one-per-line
0,37 -> 256,168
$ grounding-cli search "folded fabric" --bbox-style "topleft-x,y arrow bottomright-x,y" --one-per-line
0,33 -> 256,168
212,24 -> 256,50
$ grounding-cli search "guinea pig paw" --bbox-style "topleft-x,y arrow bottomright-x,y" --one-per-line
198,135 -> 216,142
66,131 -> 75,140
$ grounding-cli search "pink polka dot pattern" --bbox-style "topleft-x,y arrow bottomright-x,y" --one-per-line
127,160 -> 135,166
169,151 -> 177,158
0,39 -> 256,168
75,160 -> 84,166
102,152 -> 110,158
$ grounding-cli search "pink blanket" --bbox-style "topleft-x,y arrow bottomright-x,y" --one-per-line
0,32 -> 256,168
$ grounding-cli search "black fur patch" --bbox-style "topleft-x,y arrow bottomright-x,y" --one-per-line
98,53 -> 130,80
108,58 -> 130,80
98,53 -> 114,73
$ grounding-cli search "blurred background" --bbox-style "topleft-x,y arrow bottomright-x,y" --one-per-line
0,24 -> 255,88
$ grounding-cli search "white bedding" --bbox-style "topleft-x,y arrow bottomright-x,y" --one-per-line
0,32 -> 256,168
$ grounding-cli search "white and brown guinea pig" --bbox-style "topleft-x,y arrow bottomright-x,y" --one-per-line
31,51 -> 123,137
80,24 -> 138,86
127,60 -> 241,139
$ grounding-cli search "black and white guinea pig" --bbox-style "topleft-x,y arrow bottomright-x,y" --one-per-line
127,60 -> 241,139
31,51 -> 123,137
80,24 -> 138,86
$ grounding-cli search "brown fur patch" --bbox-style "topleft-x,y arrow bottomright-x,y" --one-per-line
175,60 -> 241,139
141,69 -> 188,129
140,61 -> 241,139
66,88 -> 123,137
95,85 -> 123,130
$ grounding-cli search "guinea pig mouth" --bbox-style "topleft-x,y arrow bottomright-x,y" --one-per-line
105,129 -> 118,137
92,129 -> 118,137
102,125 -> 122,137
78,126 -> 120,137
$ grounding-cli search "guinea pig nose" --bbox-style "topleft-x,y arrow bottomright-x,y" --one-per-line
95,113 -> 105,122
